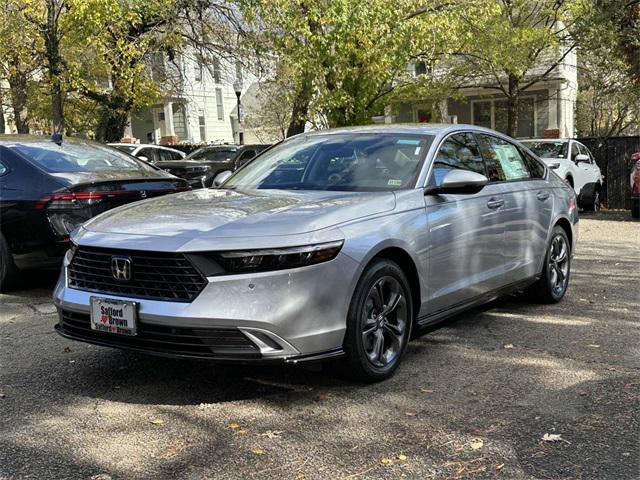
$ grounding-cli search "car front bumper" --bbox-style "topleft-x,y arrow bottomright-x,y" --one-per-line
53,252 -> 362,363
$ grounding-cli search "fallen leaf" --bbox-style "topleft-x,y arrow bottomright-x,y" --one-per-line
420,388 -> 434,394
495,464 -> 505,470
149,419 -> 164,425
253,448 -> 264,456
541,433 -> 562,442
608,367 -> 617,371
318,394 -> 330,401
381,458 -> 393,465
587,344 -> 600,348
398,454 -> 407,461
503,344 -> 515,349
68,360 -> 75,364
63,346 -> 71,353
228,422 -> 241,430
0,393 -> 5,399
405,412 -> 416,417
260,430 -> 283,438
470,439 -> 484,450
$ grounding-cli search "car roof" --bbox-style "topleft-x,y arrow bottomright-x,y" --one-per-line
109,143 -> 181,150
296,123 -> 516,139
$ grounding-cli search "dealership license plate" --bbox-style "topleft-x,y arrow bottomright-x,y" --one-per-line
90,297 -> 138,336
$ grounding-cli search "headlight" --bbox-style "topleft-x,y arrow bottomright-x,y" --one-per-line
188,240 -> 344,275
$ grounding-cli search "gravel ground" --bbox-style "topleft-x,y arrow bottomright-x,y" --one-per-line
1,211 -> 638,480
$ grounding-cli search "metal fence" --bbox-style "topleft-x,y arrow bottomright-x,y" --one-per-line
578,136 -> 640,210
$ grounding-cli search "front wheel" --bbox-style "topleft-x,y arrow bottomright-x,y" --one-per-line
342,259 -> 413,382
0,232 -> 18,292
526,226 -> 571,304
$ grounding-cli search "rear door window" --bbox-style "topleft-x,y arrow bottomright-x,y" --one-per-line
428,133 -> 485,187
478,134 -> 531,182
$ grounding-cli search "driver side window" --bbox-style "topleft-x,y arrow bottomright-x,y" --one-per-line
570,142 -> 580,162
429,133 -> 485,187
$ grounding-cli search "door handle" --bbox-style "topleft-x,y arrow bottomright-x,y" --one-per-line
536,191 -> 550,201
486,198 -> 504,209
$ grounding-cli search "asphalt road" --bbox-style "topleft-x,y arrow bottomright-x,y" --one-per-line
1,211 -> 638,480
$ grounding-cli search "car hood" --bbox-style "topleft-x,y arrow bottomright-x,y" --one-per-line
82,188 -> 396,239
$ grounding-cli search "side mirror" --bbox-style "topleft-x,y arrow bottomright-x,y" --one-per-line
138,155 -> 150,162
213,170 -> 232,187
425,170 -> 488,195
548,162 -> 561,170
575,154 -> 589,164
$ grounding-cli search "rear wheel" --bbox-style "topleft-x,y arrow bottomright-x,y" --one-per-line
0,233 -> 18,292
632,198 -> 639,219
342,259 -> 413,382
583,185 -> 601,212
526,226 -> 571,304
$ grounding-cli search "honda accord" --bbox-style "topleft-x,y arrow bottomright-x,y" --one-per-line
54,125 -> 578,381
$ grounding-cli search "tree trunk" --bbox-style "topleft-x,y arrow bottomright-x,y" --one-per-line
506,74 -> 520,138
95,105 -> 129,143
45,0 -> 64,134
8,65 -> 30,134
286,74 -> 313,137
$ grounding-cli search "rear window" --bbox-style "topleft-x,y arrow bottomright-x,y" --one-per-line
112,144 -> 137,154
11,142 -> 155,173
187,146 -> 238,162
523,141 -> 568,159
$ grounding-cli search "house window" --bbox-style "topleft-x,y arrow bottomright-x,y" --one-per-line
472,98 -> 536,138
198,109 -> 206,142
213,57 -> 221,83
414,62 -> 427,76
195,57 -> 203,82
215,88 -> 224,120
472,101 -> 492,129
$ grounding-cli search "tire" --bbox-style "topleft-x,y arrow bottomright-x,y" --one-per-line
526,226 -> 571,304
0,232 -> 19,292
342,258 -> 413,382
632,198 -> 639,219
583,185 -> 601,212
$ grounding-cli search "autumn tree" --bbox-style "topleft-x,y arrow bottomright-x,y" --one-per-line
447,0 -> 586,137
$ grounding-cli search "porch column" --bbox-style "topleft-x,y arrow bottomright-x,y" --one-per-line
161,102 -> 177,144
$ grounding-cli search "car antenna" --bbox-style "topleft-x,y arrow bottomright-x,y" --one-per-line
52,133 -> 63,146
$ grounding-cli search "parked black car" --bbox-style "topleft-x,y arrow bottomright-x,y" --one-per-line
156,144 -> 271,188
0,135 -> 190,290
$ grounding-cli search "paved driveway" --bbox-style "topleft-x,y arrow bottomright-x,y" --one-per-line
1,211 -> 638,479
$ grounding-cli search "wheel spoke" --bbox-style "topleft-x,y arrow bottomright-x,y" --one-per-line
383,321 -> 403,338
381,292 -> 402,317
368,329 -> 384,364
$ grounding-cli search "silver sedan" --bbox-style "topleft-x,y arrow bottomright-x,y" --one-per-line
53,125 -> 578,381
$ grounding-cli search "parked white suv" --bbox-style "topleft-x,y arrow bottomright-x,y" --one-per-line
521,139 -> 603,211
108,143 -> 185,164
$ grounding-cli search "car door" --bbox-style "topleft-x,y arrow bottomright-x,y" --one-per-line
576,143 -> 601,186
235,149 -> 257,170
424,132 -> 506,315
476,134 -> 552,283
137,147 -> 159,164
568,140 -> 589,193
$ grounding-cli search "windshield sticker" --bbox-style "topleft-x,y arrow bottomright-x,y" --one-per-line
396,139 -> 421,146
387,179 -> 402,187
414,147 -> 421,156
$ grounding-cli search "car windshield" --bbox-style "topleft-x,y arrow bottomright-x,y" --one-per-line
187,146 -> 238,162
524,141 -> 568,159
223,133 -> 433,191
111,144 -> 137,154
12,142 -> 155,173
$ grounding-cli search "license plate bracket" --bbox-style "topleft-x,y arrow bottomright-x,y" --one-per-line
90,297 -> 138,336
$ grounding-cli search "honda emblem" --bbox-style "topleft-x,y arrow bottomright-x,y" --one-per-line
111,256 -> 132,281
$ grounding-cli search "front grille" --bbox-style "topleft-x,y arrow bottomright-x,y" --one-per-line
58,310 -> 260,358
67,246 -> 207,302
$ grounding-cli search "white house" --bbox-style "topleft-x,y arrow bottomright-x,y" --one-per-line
125,50 -> 258,145
394,47 -> 578,138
